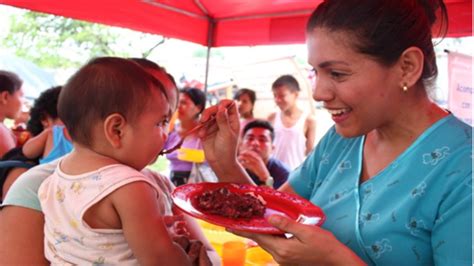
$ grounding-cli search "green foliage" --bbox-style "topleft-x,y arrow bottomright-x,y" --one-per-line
3,12 -> 121,68
2,11 -> 166,68
147,156 -> 170,174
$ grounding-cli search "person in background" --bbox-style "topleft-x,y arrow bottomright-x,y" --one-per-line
22,86 -> 74,164
268,74 -> 316,170
0,70 -> 24,157
1,86 -> 63,201
11,100 -> 31,145
233,88 -> 256,133
238,119 -> 289,189
27,86 -> 62,137
198,0 -> 471,265
164,87 -> 207,186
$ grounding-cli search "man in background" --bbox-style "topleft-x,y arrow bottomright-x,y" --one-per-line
238,119 -> 289,189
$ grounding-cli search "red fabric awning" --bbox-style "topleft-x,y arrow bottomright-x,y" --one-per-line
0,0 -> 471,47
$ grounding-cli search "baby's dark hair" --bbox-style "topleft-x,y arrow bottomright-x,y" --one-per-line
130,58 -> 178,110
243,119 -> 275,141
0,70 -> 22,94
129,58 -> 177,87
272,75 -> 300,92
27,86 -> 62,136
58,57 -> 168,146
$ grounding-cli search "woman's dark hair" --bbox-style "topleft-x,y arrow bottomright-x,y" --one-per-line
306,0 -> 448,87
180,87 -> 206,114
58,57 -> 167,146
0,70 -> 22,94
243,119 -> 275,141
272,75 -> 300,92
27,86 -> 62,136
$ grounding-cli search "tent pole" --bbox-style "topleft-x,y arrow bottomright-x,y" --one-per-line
204,19 -> 215,94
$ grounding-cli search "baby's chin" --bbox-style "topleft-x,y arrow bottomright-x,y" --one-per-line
148,154 -> 160,166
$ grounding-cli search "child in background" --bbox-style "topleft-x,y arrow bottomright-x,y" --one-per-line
268,75 -> 316,170
27,86 -> 63,136
22,86 -> 74,164
233,88 -> 256,134
1,86 -> 65,201
38,57 -> 192,265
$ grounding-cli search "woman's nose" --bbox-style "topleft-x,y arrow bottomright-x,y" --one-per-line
312,77 -> 333,102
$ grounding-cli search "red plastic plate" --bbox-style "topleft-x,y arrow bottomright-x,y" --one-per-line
172,182 -> 325,234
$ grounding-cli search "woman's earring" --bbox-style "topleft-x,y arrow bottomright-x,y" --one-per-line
402,84 -> 408,92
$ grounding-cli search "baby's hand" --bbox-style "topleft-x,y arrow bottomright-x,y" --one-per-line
164,215 -> 190,237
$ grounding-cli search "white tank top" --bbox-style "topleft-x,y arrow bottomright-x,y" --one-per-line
39,163 -> 169,265
272,111 -> 307,170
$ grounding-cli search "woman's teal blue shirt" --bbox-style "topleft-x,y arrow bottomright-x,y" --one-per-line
289,114 -> 472,265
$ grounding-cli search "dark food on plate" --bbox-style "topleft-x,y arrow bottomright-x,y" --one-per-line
195,187 -> 266,219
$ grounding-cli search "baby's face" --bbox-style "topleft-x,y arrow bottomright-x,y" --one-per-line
123,89 -> 170,170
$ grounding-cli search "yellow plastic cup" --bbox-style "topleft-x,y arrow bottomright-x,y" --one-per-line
177,147 -> 205,163
197,220 -> 247,258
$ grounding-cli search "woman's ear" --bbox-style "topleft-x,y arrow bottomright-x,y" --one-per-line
399,46 -> 424,88
103,113 -> 126,148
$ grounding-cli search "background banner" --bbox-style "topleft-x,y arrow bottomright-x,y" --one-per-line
447,51 -> 472,125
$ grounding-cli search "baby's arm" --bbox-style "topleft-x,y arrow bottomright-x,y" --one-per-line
112,181 -> 191,266
180,211 -> 220,265
22,128 -> 52,159
174,209 -> 213,250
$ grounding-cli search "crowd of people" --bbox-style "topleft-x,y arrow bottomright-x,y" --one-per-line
0,0 -> 471,265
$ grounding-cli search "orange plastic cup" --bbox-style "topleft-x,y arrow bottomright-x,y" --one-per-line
222,241 -> 246,266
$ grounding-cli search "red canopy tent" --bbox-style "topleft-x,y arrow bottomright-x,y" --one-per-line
0,0 -> 471,47
0,0 -> 471,87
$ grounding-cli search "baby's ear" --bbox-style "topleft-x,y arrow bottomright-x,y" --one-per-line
0,91 -> 9,104
103,113 -> 126,148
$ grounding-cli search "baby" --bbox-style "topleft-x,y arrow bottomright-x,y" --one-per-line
38,57 -> 194,265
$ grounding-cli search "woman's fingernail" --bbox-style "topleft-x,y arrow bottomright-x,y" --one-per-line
269,215 -> 282,224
